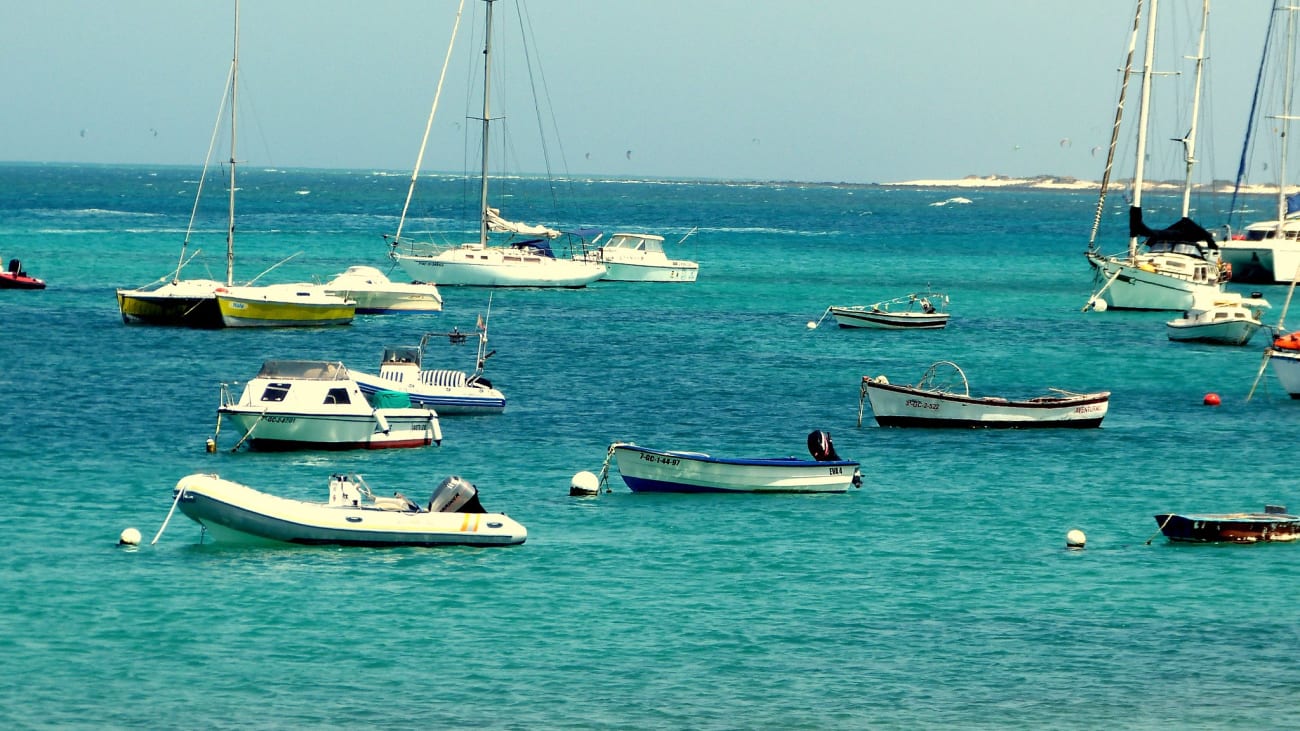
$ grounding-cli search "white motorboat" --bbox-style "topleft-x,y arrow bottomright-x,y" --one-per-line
172,472 -> 526,547
217,360 -> 442,450
858,361 -> 1110,429
1083,0 -> 1228,312
812,291 -> 950,330
1267,332 -> 1300,397
606,431 -> 861,494
1219,219 -> 1300,285
215,284 -> 355,327
385,2 -> 605,288
351,316 -> 505,415
1166,292 -> 1270,345
322,265 -> 443,314
577,232 -> 699,282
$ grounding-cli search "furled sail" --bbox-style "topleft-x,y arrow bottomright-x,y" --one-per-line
485,207 -> 560,239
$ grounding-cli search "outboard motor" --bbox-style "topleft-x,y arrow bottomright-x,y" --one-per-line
8,258 -> 20,275
807,430 -> 842,461
427,475 -> 487,513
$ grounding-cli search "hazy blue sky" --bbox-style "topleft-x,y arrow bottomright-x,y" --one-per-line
0,1 -> 1279,183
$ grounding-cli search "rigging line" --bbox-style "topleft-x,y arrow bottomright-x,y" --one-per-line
395,0 -> 466,245
513,0 -> 575,218
1230,4 -> 1279,224
178,63 -> 235,281
1088,0 -> 1144,253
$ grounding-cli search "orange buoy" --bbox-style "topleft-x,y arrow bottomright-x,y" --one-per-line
1204,393 -> 1221,406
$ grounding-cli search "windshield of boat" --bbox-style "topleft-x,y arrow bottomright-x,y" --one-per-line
1145,240 -> 1211,259
255,360 -> 349,380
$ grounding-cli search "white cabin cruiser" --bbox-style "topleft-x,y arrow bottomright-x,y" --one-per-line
217,360 -> 442,450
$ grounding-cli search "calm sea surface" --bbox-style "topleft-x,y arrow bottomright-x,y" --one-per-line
2,163 -> 1298,729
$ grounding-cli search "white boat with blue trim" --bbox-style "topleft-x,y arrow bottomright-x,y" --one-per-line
172,472 -> 526,547
607,431 -> 861,494
812,291 -> 950,330
350,309 -> 505,415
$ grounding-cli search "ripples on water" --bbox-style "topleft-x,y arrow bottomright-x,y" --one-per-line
2,164 -> 1297,728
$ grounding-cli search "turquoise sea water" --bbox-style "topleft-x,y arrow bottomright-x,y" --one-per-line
2,163 -> 1299,729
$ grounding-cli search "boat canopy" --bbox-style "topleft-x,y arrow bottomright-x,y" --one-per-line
381,346 -> 422,366
255,360 -> 350,380
1129,207 -> 1218,250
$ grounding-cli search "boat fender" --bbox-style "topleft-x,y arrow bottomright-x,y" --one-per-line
852,468 -> 863,489
875,375 -> 889,385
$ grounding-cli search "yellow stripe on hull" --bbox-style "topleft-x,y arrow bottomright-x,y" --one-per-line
218,297 -> 355,327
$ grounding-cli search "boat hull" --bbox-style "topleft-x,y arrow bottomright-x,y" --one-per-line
352,370 -> 505,415
1153,512 -> 1300,543
1268,348 -> 1300,397
829,307 -> 949,330
394,248 -> 605,288
599,260 -> 699,282
863,381 -> 1109,428
1086,252 -> 1222,311
1166,319 -> 1260,345
0,273 -> 46,289
216,286 -> 355,327
218,408 -> 440,450
174,474 -> 526,547
612,445 -> 860,493
116,281 -> 225,327
323,266 -> 443,313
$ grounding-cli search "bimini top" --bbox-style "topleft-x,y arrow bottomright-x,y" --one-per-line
254,360 -> 350,380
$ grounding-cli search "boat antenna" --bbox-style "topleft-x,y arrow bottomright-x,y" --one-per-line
1086,0 -> 1144,254
391,0 -> 465,249
676,226 -> 699,246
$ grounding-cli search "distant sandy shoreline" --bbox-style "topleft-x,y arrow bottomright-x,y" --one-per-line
886,174 -> 1281,195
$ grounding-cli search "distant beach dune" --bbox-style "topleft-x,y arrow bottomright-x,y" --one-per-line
888,174 -> 1281,195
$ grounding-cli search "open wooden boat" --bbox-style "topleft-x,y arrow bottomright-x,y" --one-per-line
813,291 -> 949,330
858,361 -> 1109,428
173,472 -> 526,547
1153,506 -> 1300,543
608,431 -> 861,494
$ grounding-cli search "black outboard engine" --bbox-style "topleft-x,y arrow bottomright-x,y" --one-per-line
427,475 -> 487,513
8,258 -> 20,275
807,430 -> 842,461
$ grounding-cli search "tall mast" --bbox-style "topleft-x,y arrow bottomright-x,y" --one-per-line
226,0 -> 240,286
1086,0 -> 1144,254
1130,0 -> 1159,260
1277,4 -> 1298,235
1179,0 -> 1210,217
478,0 -> 495,247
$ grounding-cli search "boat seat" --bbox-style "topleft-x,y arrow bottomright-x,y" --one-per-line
421,369 -> 467,388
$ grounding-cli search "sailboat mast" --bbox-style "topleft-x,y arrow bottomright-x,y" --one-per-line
1086,0 -> 1144,253
1130,0 -> 1159,260
1179,0 -> 1210,217
226,0 -> 240,287
478,0 -> 495,247
1277,4 -> 1298,234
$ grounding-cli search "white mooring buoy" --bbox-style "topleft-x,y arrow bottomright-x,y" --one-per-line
119,527 -> 142,546
1066,528 -> 1087,549
806,320 -> 818,330
569,470 -> 600,496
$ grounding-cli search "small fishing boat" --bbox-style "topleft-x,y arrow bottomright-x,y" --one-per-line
351,308 -> 505,415
858,361 -> 1109,428
0,258 -> 46,290
172,472 -> 526,547
1152,506 -> 1300,543
811,291 -> 950,330
576,232 -> 699,282
217,360 -> 442,450
322,265 -> 443,314
215,284 -> 355,327
607,431 -> 862,494
1165,292 -> 1269,345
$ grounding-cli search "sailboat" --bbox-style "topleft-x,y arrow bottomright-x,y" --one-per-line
1083,0 -> 1228,312
1222,1 -> 1300,284
387,0 -> 607,288
116,0 -> 354,328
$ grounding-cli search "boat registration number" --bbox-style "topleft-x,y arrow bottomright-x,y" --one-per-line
905,399 -> 940,410
265,415 -> 296,424
639,453 -> 680,467
1073,404 -> 1104,414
